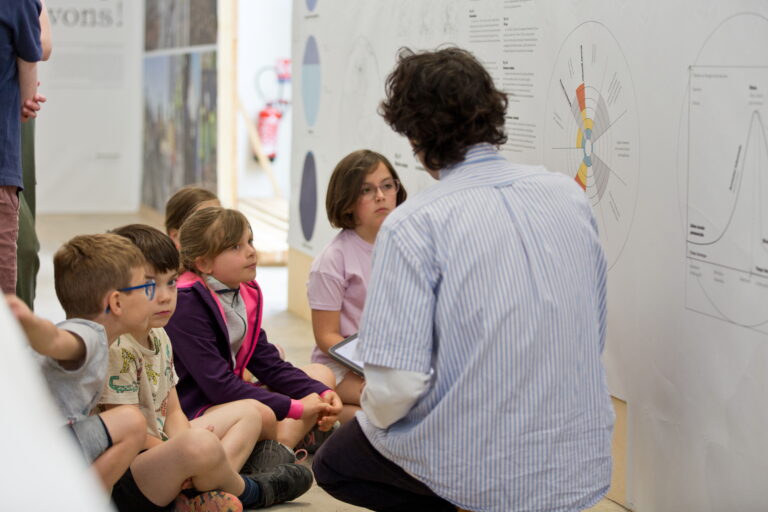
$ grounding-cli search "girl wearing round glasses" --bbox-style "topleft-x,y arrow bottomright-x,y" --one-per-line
307,150 -> 408,423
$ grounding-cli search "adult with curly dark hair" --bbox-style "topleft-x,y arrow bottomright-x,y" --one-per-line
313,47 -> 614,512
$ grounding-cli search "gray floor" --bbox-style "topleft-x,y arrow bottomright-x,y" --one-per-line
33,213 -> 626,511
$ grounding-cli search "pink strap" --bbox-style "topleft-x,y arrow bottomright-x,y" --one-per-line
234,283 -> 263,378
287,399 -> 304,420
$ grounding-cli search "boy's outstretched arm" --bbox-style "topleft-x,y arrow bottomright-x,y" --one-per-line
5,294 -> 85,364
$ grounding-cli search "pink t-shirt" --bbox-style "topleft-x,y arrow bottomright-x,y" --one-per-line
307,229 -> 373,365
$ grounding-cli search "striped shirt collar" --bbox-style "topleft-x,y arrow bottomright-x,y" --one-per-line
439,143 -> 506,181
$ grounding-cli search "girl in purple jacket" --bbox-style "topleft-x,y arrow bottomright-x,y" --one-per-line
165,207 -> 341,452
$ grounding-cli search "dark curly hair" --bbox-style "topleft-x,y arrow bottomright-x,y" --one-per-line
379,47 -> 508,171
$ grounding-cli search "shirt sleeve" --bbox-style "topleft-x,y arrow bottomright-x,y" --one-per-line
99,342 -> 140,405
44,320 -> 100,375
13,0 -> 43,62
357,225 -> 437,374
245,329 -> 330,403
307,271 -> 345,311
307,247 -> 346,311
360,364 -> 431,429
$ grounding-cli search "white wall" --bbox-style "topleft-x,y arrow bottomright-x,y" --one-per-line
37,0 -> 143,213
237,0 -> 292,200
291,1 -> 768,510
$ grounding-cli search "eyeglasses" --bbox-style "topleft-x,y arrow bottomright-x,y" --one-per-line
360,179 -> 400,201
118,281 -> 156,301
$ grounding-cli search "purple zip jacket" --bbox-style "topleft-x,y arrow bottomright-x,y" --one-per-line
165,271 -> 329,420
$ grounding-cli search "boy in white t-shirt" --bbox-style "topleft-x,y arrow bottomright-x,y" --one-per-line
101,224 -> 311,511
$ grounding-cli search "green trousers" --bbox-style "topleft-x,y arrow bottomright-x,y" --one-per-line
16,120 -> 39,309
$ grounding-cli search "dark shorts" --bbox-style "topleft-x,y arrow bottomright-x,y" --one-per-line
112,466 -> 171,512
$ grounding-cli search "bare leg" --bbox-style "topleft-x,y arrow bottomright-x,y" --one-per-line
338,404 -> 361,424
191,399 -> 266,471
276,364 -> 335,448
131,428 -> 246,506
92,406 -> 145,489
336,372 -> 364,424
336,372 -> 364,405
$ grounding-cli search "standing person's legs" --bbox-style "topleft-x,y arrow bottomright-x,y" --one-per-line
16,119 -> 39,308
16,194 -> 38,307
312,418 -> 456,512
0,186 -> 20,294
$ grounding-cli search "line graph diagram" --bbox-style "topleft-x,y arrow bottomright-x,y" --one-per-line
686,66 -> 768,329
683,12 -> 768,332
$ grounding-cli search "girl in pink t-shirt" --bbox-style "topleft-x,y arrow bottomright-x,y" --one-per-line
307,150 -> 408,423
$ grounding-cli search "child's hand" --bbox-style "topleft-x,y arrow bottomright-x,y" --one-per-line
299,393 -> 331,420
317,390 -> 342,431
5,294 -> 33,326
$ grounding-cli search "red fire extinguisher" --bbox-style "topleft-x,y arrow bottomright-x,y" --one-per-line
257,102 -> 283,161
254,58 -> 291,162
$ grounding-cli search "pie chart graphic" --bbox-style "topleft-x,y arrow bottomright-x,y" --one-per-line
299,152 -> 318,242
302,36 -> 321,127
544,21 -> 640,270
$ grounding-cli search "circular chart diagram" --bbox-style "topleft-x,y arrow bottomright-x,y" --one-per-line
301,36 -> 321,127
337,36 -> 384,155
299,152 -> 318,242
543,21 -> 640,270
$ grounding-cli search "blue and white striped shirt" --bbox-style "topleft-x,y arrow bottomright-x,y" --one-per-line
357,144 -> 614,512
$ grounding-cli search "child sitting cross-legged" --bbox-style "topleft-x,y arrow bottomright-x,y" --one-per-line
4,234 -> 152,492
100,224 -> 312,511
166,207 -> 342,455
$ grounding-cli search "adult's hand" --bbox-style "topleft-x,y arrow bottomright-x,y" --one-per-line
21,90 -> 46,121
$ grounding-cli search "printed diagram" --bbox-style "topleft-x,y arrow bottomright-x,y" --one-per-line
686,69 -> 768,328
337,37 -> 385,155
299,151 -> 317,243
684,13 -> 768,331
544,22 -> 640,270
301,36 -> 321,127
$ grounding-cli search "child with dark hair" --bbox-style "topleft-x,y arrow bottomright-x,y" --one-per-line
103,224 -> 309,511
307,149 -> 407,422
164,186 -> 220,247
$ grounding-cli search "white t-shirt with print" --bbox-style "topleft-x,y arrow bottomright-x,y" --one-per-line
99,328 -> 178,440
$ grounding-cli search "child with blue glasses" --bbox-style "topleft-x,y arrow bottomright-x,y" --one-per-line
5,233 -> 152,492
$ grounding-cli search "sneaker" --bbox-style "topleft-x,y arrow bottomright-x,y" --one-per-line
294,421 -> 341,454
241,439 -> 297,475
173,490 -> 243,512
248,463 -> 313,507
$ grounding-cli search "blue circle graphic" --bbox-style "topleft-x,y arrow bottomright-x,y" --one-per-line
302,36 -> 321,127
299,152 -> 317,241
